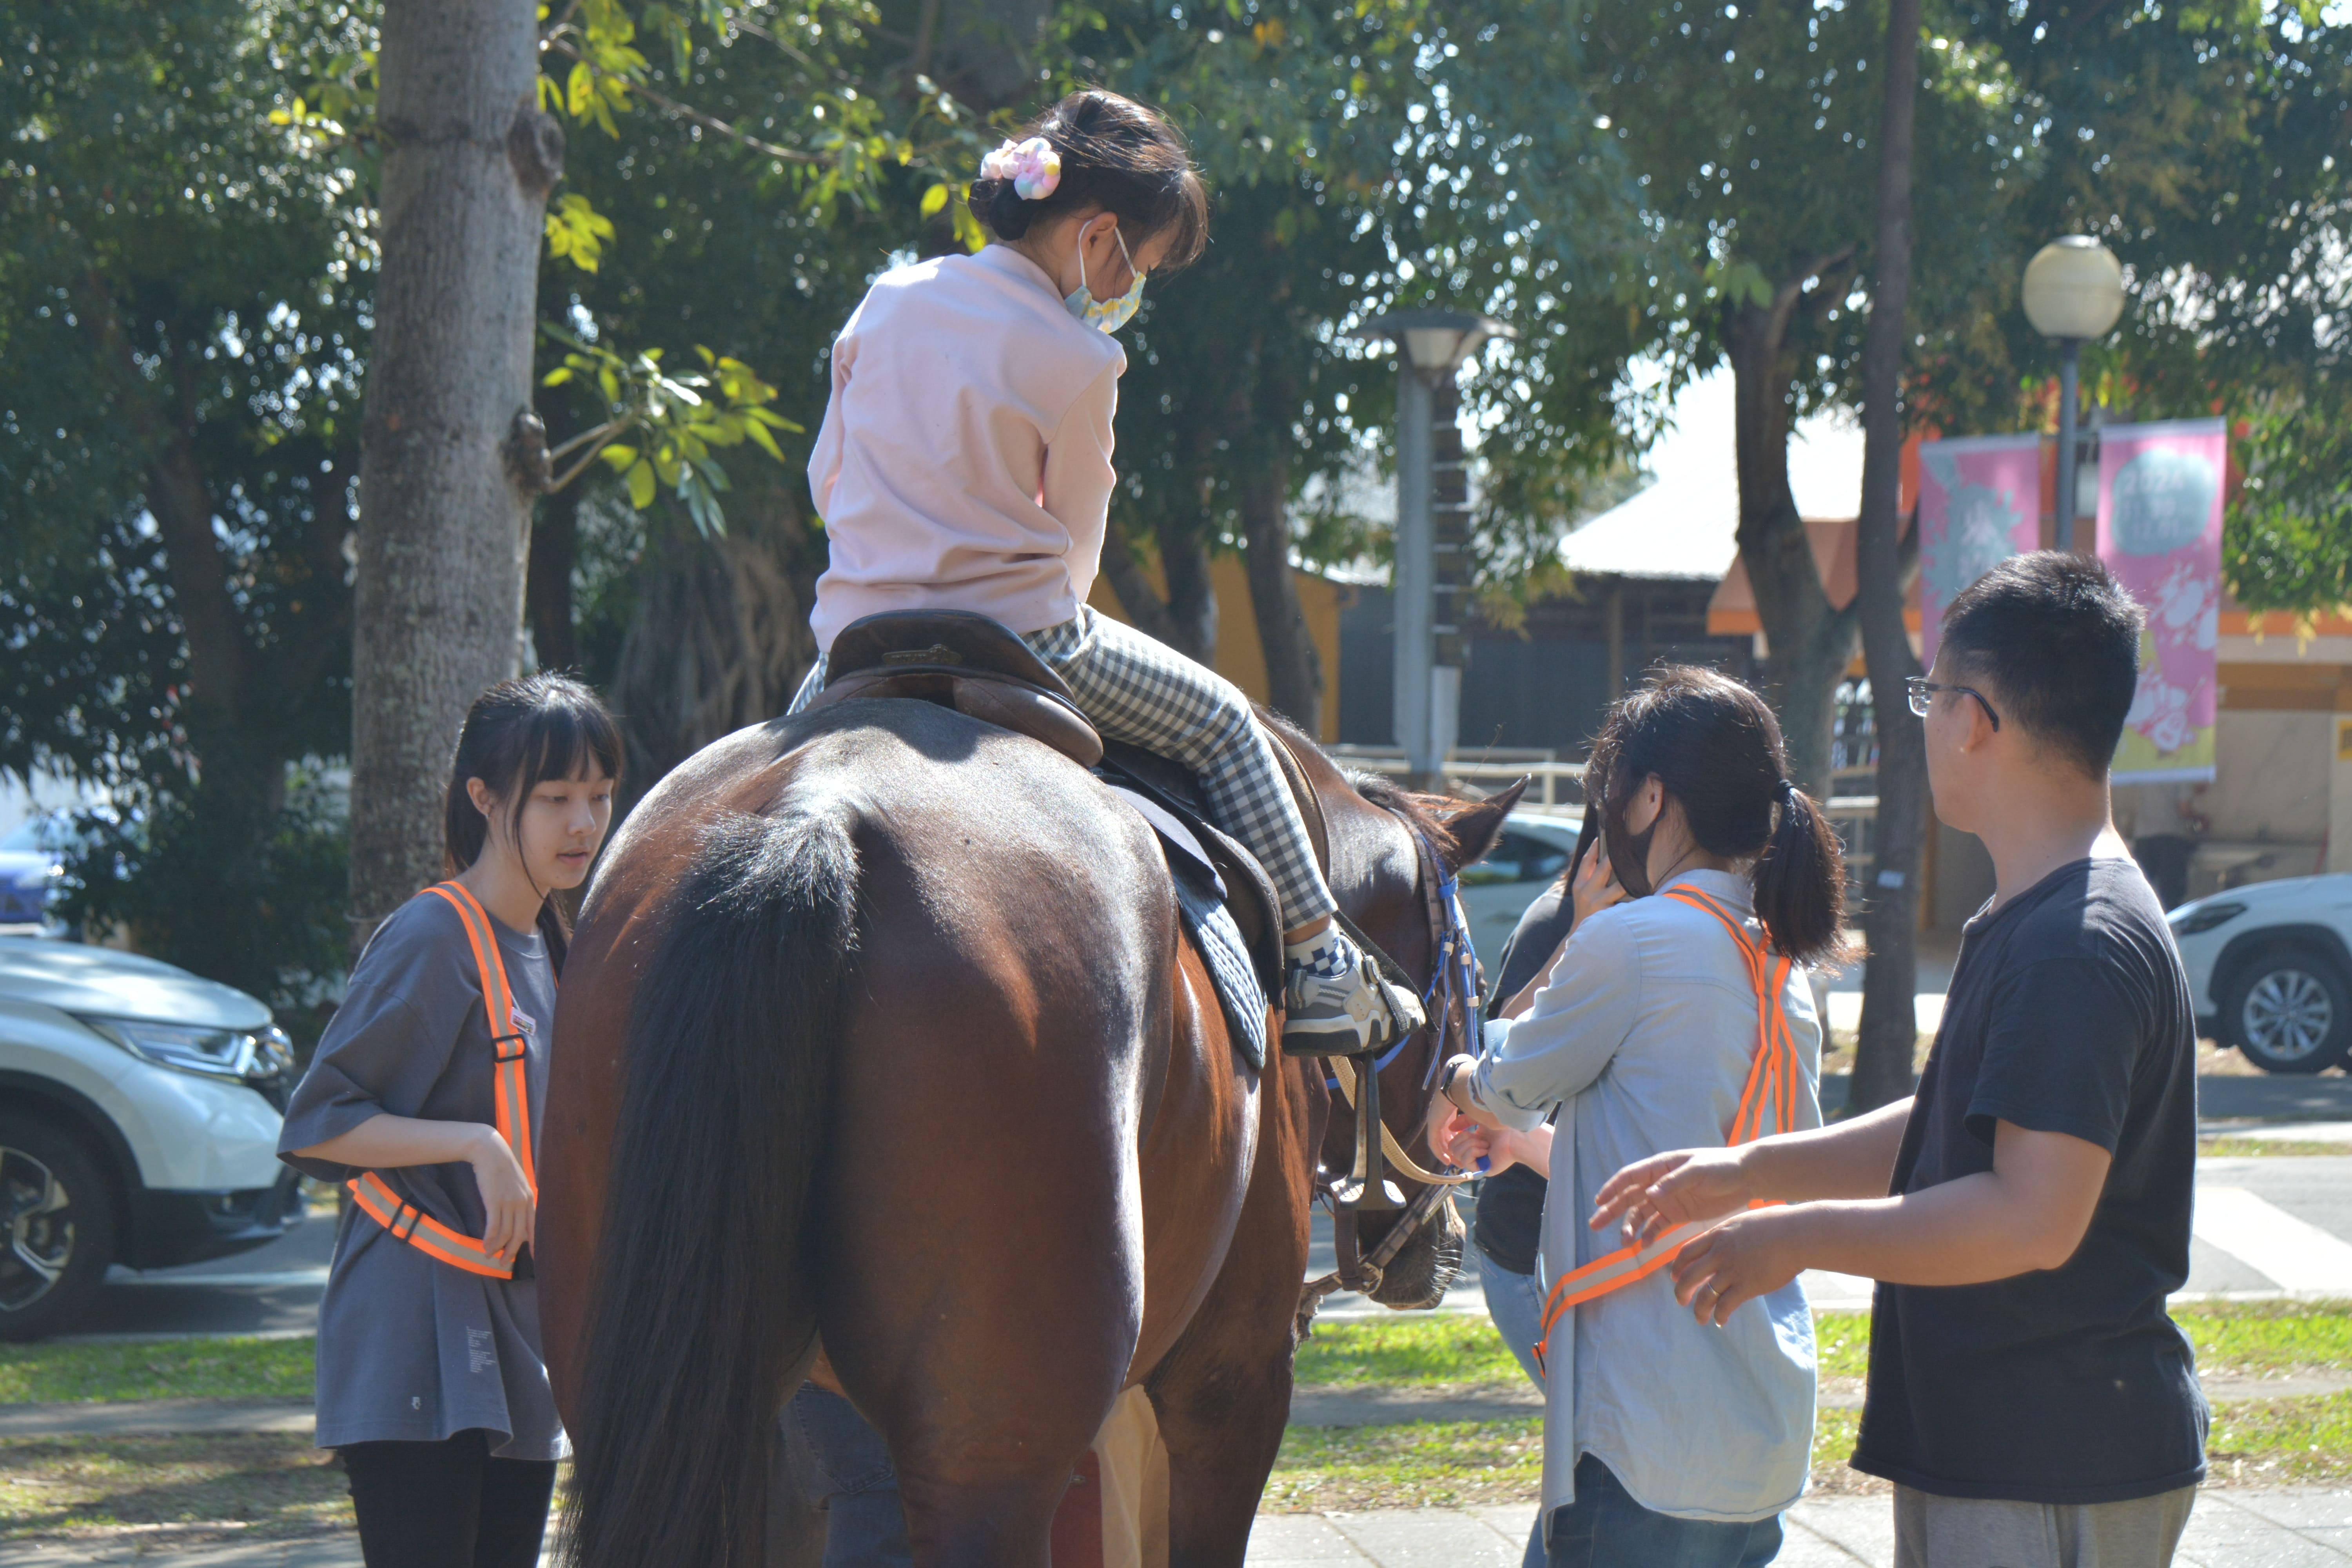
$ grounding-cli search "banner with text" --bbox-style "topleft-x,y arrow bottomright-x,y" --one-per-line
2097,419 -> 2223,784
1917,434 -> 2043,669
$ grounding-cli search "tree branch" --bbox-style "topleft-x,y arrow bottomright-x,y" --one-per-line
542,36 -> 822,163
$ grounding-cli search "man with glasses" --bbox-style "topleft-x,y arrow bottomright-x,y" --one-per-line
1590,550 -> 2207,1568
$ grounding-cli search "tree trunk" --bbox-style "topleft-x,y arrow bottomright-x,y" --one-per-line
1851,0 -> 1929,1113
1156,524 -> 1219,666
347,0 -> 562,941
1726,279 -> 1859,799
1097,517 -> 1190,651
1238,449 -> 1323,733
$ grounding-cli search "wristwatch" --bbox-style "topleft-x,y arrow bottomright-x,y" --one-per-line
1440,1055 -> 1469,1104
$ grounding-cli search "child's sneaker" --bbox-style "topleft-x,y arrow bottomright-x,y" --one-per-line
1282,929 -> 1425,1055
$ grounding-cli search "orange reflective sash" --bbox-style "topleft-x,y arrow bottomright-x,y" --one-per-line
1533,886 -> 1801,1370
347,881 -> 536,1281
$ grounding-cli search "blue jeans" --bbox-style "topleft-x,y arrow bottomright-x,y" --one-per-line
1478,1243 -> 1551,1568
1478,1245 -> 1548,1392
1542,1455 -> 1784,1568
779,1383 -> 911,1568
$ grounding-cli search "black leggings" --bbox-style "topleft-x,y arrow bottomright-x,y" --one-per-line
342,1428 -> 559,1568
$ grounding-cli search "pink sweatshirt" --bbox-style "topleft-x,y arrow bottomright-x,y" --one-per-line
806,244 -> 1127,651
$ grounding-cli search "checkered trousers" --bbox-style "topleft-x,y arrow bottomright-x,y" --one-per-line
787,606 -> 1335,926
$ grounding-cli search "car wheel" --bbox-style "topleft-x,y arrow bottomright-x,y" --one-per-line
0,1114 -> 116,1342
2228,947 -> 2352,1075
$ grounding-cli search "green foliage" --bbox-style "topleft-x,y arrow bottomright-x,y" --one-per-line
2228,398 -> 2352,625
545,192 -> 620,273
542,335 -> 799,537
0,0 -> 368,1011
1056,0 -> 1658,598
1902,0 -> 2352,616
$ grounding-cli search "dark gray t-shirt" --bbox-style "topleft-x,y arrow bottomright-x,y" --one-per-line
1853,856 -> 2206,1503
279,892 -> 563,1458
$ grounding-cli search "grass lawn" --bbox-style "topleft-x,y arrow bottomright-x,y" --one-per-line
1298,1300 -> 2352,1390
1,1302 -> 2345,1535
1271,1303 -> 2352,1510
0,1435 -> 349,1543
0,1338 -> 313,1406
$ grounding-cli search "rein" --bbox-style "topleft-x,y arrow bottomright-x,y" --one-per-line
1264,727 -> 1488,1321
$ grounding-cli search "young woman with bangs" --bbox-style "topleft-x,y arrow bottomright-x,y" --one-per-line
280,674 -> 621,1568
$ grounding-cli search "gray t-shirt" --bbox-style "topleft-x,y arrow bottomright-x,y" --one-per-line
278,891 -> 564,1459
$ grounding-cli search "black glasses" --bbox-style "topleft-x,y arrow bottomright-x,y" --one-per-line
1906,676 -> 2000,730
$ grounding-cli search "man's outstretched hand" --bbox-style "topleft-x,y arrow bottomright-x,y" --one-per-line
1589,1147 -> 1754,1245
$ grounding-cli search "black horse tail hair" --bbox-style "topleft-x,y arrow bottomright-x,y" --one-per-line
559,806 -> 859,1568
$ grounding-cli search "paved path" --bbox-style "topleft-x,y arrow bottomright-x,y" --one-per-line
6,1492 -> 2346,1566
1246,1491 -> 2352,1565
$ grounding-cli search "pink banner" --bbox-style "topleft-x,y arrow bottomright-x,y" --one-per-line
1917,435 -> 2043,669
2096,419 -> 2223,784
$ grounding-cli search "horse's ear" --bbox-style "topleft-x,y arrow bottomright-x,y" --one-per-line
1441,777 -> 1528,873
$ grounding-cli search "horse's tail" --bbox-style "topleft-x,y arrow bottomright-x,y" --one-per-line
560,806 -> 859,1568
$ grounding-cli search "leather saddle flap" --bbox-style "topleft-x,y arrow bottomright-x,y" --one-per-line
806,668 -> 1105,769
827,609 -> 1075,701
1095,742 -> 1284,999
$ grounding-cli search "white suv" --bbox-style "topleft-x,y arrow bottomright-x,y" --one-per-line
0,937 -> 302,1338
2167,873 -> 2352,1074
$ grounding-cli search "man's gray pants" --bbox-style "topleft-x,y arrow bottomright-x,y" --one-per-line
1894,1483 -> 2195,1568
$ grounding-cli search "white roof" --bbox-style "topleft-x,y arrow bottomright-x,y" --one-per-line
1561,369 -> 1866,582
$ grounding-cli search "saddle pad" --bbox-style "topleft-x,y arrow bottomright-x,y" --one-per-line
1172,874 -> 1268,1071
1102,781 -> 1267,1072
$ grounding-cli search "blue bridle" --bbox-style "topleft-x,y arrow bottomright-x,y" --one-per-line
1327,829 -> 1483,1085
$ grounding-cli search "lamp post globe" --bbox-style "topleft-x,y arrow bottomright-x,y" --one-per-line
2023,236 -> 2127,341
2022,237 -> 2125,551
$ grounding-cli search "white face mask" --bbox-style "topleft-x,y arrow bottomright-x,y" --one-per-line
1064,225 -> 1145,334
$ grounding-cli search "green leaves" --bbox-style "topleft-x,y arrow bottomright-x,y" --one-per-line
544,193 -> 617,272
538,331 -> 801,537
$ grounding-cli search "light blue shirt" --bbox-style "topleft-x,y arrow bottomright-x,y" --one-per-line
1467,868 -> 1822,1526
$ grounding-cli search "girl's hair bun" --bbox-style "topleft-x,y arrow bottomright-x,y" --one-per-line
964,89 -> 1209,270
972,176 -> 1039,239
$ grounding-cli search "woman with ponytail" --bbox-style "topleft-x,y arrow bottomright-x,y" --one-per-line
1431,665 -> 1849,1566
279,676 -> 621,1567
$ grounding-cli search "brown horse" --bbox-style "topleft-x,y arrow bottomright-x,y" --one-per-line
535,698 -> 1516,1567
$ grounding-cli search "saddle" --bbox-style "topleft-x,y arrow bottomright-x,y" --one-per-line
807,609 -> 1105,768
809,611 -> 1283,1064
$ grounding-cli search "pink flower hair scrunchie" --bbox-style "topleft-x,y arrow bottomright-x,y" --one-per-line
980,136 -> 1062,201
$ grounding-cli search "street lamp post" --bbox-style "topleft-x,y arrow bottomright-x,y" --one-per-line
2022,237 -> 2127,552
1355,310 -> 1514,789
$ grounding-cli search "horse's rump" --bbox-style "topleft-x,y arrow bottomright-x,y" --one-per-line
543,700 -> 1259,1566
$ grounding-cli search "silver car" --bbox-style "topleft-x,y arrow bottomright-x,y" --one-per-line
1458,811 -> 1585,975
0,937 -> 302,1338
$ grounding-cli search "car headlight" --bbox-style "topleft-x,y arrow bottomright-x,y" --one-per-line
2169,899 -> 2246,937
78,1015 -> 263,1081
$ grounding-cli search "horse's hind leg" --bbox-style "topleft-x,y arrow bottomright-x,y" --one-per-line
811,856 -> 1153,1565
1149,1060 -> 1319,1565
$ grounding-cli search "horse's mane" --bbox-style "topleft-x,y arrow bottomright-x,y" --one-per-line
1254,707 -> 1467,864
1350,773 -> 1463,864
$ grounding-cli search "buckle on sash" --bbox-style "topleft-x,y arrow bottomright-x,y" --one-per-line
491,1033 -> 529,1062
